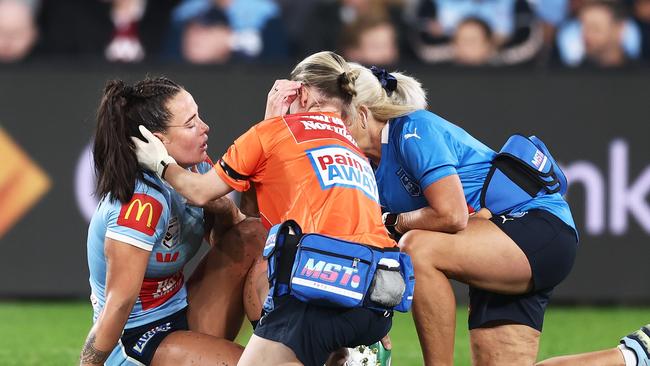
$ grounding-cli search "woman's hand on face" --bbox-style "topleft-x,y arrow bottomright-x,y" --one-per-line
131,125 -> 176,178
265,80 -> 302,119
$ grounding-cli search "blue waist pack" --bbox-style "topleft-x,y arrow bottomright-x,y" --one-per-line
480,134 -> 568,215
262,221 -> 414,313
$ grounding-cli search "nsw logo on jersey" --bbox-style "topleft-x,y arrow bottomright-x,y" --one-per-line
117,194 -> 163,236
306,145 -> 379,202
162,216 -> 180,249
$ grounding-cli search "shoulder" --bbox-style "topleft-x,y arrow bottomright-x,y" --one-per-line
254,115 -> 287,134
391,110 -> 452,143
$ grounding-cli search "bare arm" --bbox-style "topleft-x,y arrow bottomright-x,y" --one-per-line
80,239 -> 149,366
395,174 -> 469,234
163,165 -> 233,207
239,186 -> 259,218
203,195 -> 246,246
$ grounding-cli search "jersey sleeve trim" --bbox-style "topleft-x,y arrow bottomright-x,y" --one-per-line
420,165 -> 458,191
105,230 -> 154,252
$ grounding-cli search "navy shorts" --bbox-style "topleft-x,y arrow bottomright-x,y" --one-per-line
254,296 -> 392,366
108,307 -> 188,366
468,209 -> 577,331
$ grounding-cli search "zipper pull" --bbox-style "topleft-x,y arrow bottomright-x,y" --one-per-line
352,258 -> 360,268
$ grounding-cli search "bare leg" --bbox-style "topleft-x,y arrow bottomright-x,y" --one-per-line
237,334 -> 303,366
325,348 -> 349,366
536,348 -> 625,366
399,218 -> 534,366
243,256 -> 268,323
186,218 -> 266,339
151,330 -> 244,366
471,323 -> 540,366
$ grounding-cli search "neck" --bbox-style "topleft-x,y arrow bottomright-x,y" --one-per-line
364,120 -> 387,165
306,103 -> 340,114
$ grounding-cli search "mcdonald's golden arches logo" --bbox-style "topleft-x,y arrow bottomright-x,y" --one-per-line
117,194 -> 163,236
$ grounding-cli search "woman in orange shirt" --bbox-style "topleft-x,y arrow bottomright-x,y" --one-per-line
132,52 -> 399,366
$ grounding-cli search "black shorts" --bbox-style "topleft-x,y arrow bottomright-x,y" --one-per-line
254,296 -> 392,366
468,209 -> 577,331
118,307 -> 188,365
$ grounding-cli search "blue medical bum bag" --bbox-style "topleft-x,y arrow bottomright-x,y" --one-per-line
480,134 -> 568,215
263,220 -> 415,313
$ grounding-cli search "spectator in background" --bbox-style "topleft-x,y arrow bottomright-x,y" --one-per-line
581,0 -> 629,65
39,0 -> 179,62
168,0 -> 288,64
415,0 -> 518,45
555,0 -> 641,67
452,18 -> 496,65
412,0 -> 544,65
298,0 -> 407,59
633,0 -> 650,61
181,7 -> 232,64
341,15 -> 400,65
0,0 -> 38,63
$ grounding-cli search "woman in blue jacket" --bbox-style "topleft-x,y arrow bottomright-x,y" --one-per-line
342,64 -> 578,366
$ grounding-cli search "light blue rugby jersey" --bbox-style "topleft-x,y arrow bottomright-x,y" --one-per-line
374,109 -> 576,234
86,163 -> 211,329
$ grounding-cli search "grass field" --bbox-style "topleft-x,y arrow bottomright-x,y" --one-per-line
1,302 -> 648,365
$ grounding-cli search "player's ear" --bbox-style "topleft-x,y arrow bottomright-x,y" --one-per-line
299,85 -> 309,108
152,131 -> 170,144
359,106 -> 369,130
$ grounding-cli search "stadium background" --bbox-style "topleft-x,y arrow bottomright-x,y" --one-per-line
1,0 -> 650,364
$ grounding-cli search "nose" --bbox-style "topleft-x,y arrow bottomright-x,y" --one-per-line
199,118 -> 209,133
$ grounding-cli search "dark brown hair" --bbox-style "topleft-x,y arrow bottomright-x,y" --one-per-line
93,77 -> 182,203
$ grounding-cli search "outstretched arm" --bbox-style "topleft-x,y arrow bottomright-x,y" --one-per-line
163,165 -> 233,206
132,125 -> 233,206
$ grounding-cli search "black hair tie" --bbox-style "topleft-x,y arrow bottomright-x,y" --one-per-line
370,66 -> 397,95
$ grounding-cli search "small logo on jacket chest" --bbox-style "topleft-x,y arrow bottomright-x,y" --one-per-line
396,168 -> 422,197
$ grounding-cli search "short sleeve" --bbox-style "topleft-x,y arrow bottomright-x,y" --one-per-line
399,119 -> 458,191
216,125 -> 265,192
104,188 -> 168,251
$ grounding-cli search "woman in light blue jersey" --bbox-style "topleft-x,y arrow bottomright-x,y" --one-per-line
342,64 -> 578,366
80,77 -> 266,366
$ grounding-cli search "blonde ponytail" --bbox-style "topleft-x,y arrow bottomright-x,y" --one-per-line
349,63 -> 427,122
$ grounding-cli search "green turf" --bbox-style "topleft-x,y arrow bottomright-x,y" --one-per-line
0,302 -> 648,365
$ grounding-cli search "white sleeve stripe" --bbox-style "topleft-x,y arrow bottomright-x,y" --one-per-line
105,231 -> 153,251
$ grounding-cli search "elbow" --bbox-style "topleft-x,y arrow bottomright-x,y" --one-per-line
189,190 -> 214,207
445,210 -> 468,233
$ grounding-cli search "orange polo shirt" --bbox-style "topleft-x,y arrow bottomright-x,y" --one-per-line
215,112 -> 395,249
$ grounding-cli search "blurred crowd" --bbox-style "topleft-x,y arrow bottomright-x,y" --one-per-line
1,0 -> 649,67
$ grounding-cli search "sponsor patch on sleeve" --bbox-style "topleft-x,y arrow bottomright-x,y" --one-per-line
117,193 -> 163,236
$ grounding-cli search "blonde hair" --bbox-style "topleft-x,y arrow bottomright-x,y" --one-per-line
349,63 -> 427,122
290,51 -> 360,119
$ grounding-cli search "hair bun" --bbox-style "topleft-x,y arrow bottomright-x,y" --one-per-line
337,70 -> 359,101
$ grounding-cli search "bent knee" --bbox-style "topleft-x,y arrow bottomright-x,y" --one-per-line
399,230 -> 452,270
228,218 -> 267,250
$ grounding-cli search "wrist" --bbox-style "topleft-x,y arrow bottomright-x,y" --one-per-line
159,156 -> 176,179
382,212 -> 403,237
